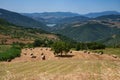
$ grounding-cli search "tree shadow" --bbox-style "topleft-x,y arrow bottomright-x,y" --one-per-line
55,55 -> 74,58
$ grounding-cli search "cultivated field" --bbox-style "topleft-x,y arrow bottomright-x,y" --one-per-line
0,47 -> 120,80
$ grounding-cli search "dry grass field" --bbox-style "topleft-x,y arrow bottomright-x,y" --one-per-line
0,47 -> 120,80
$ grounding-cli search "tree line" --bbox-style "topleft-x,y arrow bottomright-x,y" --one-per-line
32,39 -> 106,56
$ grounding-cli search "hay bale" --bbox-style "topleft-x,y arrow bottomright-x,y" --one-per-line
98,51 -> 104,55
7,59 -> 11,62
70,51 -> 72,53
31,55 -> 36,58
84,50 -> 87,53
30,53 -> 33,56
112,55 -> 117,58
87,52 -> 90,54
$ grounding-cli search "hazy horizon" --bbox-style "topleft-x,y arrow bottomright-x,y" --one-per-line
0,0 -> 120,14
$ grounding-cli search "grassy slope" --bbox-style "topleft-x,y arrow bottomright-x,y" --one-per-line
55,22 -> 120,42
0,8 -> 47,30
0,59 -> 120,80
0,19 -> 60,44
0,19 -> 75,44
90,48 -> 120,57
103,48 -> 120,57
55,21 -> 120,42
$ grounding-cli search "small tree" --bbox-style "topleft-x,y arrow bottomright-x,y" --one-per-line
52,41 -> 70,56
33,39 -> 43,47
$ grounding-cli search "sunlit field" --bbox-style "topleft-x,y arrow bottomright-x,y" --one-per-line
0,47 -> 120,80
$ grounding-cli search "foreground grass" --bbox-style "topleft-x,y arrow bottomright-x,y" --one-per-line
0,59 -> 120,80
103,48 -> 120,57
90,48 -> 120,57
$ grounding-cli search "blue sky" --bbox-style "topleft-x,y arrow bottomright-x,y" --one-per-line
0,0 -> 120,14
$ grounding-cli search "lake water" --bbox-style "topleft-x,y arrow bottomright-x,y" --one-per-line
46,24 -> 56,27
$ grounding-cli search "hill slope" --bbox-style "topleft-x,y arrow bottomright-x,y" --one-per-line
53,22 -> 120,42
98,34 -> 120,47
0,18 -> 75,44
0,18 -> 59,44
0,8 -> 47,30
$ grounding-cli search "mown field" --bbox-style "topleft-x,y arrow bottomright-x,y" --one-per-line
0,59 -> 120,80
0,45 -> 120,80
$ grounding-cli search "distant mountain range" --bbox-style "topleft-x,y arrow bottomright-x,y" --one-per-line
22,11 -> 120,24
22,12 -> 80,24
95,14 -> 120,20
85,11 -> 120,18
57,16 -> 89,24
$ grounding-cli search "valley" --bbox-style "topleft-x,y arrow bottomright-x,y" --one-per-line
0,8 -> 120,80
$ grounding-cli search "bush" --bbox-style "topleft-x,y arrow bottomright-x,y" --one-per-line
33,39 -> 54,47
75,42 -> 106,50
33,39 -> 43,47
12,42 -> 25,49
0,46 -> 21,61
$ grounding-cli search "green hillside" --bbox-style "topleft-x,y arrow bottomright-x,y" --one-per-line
0,8 -> 48,30
0,18 -> 59,44
98,34 -> 120,47
54,22 -> 120,43
0,18 -> 75,45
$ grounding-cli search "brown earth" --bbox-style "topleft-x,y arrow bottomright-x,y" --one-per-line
0,34 -> 33,44
11,47 -> 120,62
1,47 -> 120,80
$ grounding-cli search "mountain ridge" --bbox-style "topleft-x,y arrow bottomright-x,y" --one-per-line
85,11 -> 120,18
0,8 -> 48,30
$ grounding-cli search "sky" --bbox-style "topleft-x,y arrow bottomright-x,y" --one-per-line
0,0 -> 120,14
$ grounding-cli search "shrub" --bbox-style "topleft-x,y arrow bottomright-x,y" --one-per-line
0,46 -> 21,61
33,39 -> 43,47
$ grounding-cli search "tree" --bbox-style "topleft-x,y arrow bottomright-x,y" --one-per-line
75,43 -> 80,51
52,41 -> 70,56
33,39 -> 43,47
